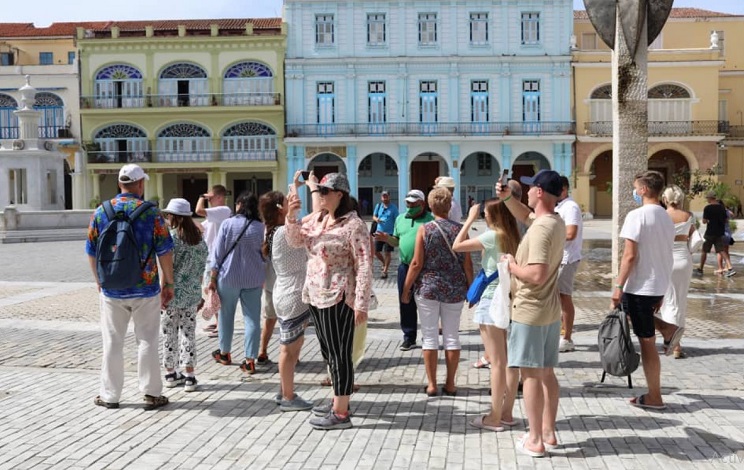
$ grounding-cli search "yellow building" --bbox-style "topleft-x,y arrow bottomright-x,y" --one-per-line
572,8 -> 743,216
77,19 -> 286,209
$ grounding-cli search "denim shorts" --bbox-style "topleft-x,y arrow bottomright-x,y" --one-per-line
473,295 -> 495,325
507,320 -> 561,369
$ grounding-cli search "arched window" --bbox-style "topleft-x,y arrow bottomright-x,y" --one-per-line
33,92 -> 65,139
93,64 -> 144,109
221,122 -> 277,161
158,63 -> 209,107
588,84 -> 612,131
590,85 -> 612,100
156,123 -> 212,162
93,124 -> 149,163
648,84 -> 692,133
222,61 -> 275,105
0,93 -> 18,139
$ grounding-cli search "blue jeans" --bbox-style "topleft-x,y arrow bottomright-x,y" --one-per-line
217,285 -> 262,359
397,263 -> 418,343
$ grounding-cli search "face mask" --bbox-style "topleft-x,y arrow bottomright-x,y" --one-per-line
405,205 -> 423,217
632,189 -> 643,206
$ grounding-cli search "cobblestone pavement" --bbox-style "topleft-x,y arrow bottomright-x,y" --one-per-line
1,222 -> 744,469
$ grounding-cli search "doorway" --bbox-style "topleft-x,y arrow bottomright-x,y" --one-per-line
177,81 -> 189,107
411,161 -> 439,194
511,165 -> 535,205
182,177 -> 208,212
358,187 -> 373,215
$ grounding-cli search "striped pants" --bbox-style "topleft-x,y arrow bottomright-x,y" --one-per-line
310,300 -> 355,396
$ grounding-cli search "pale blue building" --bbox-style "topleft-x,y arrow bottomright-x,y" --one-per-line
284,0 -> 574,214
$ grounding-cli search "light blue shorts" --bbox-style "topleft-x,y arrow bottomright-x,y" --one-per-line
473,295 -> 495,325
507,320 -> 561,369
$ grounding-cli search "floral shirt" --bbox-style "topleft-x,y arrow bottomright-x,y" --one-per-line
415,219 -> 468,303
169,228 -> 208,309
286,210 -> 372,312
86,193 -> 173,299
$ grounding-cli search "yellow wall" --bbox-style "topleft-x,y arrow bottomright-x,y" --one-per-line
1,37 -> 76,65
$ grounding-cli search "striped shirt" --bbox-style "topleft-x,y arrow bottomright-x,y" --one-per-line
210,215 -> 266,289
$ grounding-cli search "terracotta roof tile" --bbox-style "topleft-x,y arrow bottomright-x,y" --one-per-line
0,18 -> 282,38
575,8 -> 740,20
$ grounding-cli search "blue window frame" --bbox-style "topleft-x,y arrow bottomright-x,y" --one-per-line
419,81 -> 438,134
471,80 -> 489,133
39,52 -> 53,65
522,80 -> 541,133
521,13 -> 540,45
68,51 -> 75,65
317,82 -> 335,135
368,81 -> 386,133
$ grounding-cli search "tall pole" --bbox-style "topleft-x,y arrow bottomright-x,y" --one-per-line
611,8 -> 649,275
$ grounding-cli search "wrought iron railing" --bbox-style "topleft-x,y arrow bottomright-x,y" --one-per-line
285,121 -> 575,138
585,120 -> 726,137
87,149 -> 277,164
80,92 -> 282,110
728,125 -> 744,139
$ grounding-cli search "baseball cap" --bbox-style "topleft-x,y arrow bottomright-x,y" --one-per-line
519,170 -> 562,198
118,164 -> 150,183
405,190 -> 425,203
381,190 -> 390,196
435,176 -> 455,188
317,172 -> 351,194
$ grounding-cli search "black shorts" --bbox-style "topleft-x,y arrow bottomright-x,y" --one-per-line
621,293 -> 663,339
375,240 -> 394,253
702,235 -> 726,253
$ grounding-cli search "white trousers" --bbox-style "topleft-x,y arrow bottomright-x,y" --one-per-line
99,294 -> 162,402
416,295 -> 463,351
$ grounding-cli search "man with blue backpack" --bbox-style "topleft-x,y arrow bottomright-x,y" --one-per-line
86,164 -> 175,411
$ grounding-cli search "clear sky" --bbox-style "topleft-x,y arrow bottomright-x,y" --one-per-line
3,0 -> 744,25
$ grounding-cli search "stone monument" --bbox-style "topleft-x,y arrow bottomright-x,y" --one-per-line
583,0 -> 674,274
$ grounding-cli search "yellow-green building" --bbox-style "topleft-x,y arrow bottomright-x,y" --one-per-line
572,8 -> 743,216
77,18 -> 286,209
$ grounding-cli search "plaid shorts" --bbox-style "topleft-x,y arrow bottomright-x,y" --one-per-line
278,310 -> 311,345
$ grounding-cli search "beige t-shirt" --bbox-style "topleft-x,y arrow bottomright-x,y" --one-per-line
511,213 -> 566,326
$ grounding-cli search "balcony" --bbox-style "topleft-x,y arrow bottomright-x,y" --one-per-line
86,149 -> 277,164
585,120 -> 726,137
0,126 -> 73,140
729,126 -> 744,139
80,92 -> 281,110
285,121 -> 575,138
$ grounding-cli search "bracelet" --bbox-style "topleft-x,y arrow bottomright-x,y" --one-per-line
164,283 -> 174,288
311,189 -> 319,194
502,195 -> 512,202
614,284 -> 623,290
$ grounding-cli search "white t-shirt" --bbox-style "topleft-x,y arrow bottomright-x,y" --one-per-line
620,204 -> 674,296
448,199 -> 462,222
555,196 -> 583,264
202,206 -> 232,265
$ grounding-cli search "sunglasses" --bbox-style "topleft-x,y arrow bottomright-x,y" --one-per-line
318,187 -> 334,196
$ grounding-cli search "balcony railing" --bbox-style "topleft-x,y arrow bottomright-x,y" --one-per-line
0,126 -> 72,140
80,92 -> 281,110
585,120 -> 726,137
285,121 -> 575,138
87,149 -> 277,164
728,125 -> 744,139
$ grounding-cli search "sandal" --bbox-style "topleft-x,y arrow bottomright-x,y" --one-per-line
673,350 -> 687,359
93,396 -> 119,409
256,353 -> 270,365
143,394 -> 169,411
207,330 -> 219,338
212,349 -> 232,365
320,377 -> 332,387
472,356 -> 491,369
628,394 -> 666,410
239,360 -> 256,375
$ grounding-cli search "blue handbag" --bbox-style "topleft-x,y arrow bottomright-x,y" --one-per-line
466,269 -> 499,307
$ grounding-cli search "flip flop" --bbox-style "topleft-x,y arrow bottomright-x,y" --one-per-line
470,416 -> 505,432
516,435 -> 545,458
500,419 -> 518,427
628,394 -> 667,410
207,330 -> 219,338
472,356 -> 491,369
665,327 -> 685,357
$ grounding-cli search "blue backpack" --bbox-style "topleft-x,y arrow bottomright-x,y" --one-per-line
96,200 -> 154,290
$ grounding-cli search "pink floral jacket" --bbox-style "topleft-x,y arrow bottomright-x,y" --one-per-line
286,210 -> 372,313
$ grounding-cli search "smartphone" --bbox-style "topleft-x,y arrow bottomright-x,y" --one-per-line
300,170 -> 310,181
500,169 -> 509,187
288,184 -> 297,195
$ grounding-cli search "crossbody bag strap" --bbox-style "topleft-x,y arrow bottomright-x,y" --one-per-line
432,220 -> 459,262
216,219 -> 253,272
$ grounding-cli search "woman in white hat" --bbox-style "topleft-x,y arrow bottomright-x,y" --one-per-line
160,198 -> 208,392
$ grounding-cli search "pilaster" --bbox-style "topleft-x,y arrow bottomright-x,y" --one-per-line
347,145 -> 358,198
398,145 -> 409,209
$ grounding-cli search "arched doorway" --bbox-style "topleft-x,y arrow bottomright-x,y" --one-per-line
512,151 -> 551,203
411,152 -> 447,193
590,150 -> 613,217
358,153 -> 398,215
649,149 -> 690,189
308,153 -> 347,180
460,151 -> 500,209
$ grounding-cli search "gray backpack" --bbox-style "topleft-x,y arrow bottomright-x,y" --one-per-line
597,307 -> 640,377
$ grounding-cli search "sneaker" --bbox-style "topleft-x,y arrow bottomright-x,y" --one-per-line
164,372 -> 185,388
399,340 -> 416,351
93,396 -> 119,409
558,338 -> 575,353
726,269 -> 737,277
212,349 -> 232,365
143,394 -> 169,411
693,268 -> 704,276
274,392 -> 283,405
239,360 -> 256,375
184,376 -> 198,392
309,411 -> 353,430
312,400 -> 353,417
280,395 -> 314,412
